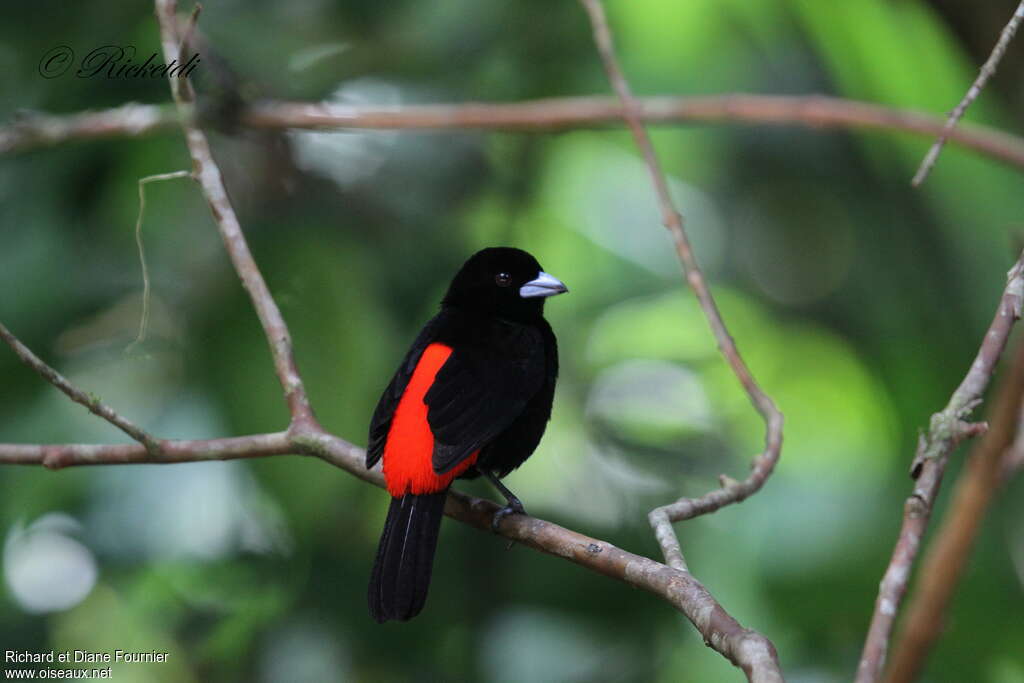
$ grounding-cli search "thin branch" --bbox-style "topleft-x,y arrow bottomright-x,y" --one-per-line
0,103 -> 177,155
154,0 -> 315,429
126,170 -> 192,355
6,95 -> 1024,171
0,430 -> 776,682
0,433 -> 293,469
443,489 -> 783,682
578,0 -> 783,680
884,340 -> 1024,683
578,0 -> 785,579
0,321 -> 161,454
855,252 -> 1024,683
911,2 -> 1024,186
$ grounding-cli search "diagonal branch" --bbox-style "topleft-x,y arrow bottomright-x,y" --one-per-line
911,2 -> 1024,186
578,0 -> 783,681
154,0 -> 316,430
855,252 -> 1024,683
883,339 -> 1024,683
0,321 -> 161,454
6,95 -> 1024,172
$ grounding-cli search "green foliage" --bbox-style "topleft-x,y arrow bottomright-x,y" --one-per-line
2,1 -> 1024,681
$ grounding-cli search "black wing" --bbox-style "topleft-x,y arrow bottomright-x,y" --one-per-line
426,322 -> 547,474
366,315 -> 442,469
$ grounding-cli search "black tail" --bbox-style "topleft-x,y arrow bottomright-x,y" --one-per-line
368,491 -> 448,623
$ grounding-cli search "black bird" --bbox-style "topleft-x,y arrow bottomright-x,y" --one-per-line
365,247 -> 567,622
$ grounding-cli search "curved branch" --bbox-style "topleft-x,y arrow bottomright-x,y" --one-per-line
4,95 -> 1024,171
578,1 -> 783,680
855,253 -> 1024,683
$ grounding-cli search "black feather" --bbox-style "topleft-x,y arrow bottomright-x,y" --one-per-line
427,321 -> 546,474
368,492 -> 448,623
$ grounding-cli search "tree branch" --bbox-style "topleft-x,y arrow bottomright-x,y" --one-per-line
883,339 -> 1024,683
154,0 -> 315,430
855,253 -> 1024,683
0,428 -> 772,681
0,103 -> 177,155
912,2 -> 1024,186
578,0 -> 783,680
0,433 -> 292,469
6,95 -> 1024,171
0,321 -> 161,454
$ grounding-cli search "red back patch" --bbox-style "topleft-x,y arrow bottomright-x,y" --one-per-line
383,343 -> 480,496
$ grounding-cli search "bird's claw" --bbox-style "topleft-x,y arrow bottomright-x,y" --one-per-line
491,498 -> 526,533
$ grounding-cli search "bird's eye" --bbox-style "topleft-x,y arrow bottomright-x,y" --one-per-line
495,272 -> 512,287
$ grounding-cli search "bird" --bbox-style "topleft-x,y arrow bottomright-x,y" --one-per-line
365,247 -> 567,623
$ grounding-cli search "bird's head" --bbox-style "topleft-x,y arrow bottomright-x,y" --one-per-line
442,247 -> 568,321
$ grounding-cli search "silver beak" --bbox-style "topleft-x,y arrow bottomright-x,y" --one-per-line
520,271 -> 569,298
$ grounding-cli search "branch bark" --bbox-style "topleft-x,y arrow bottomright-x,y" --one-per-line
0,433 -> 293,469
578,0 -> 783,680
855,253 -> 1024,683
911,2 -> 1024,186
883,340 -> 1024,683
6,95 -> 1024,171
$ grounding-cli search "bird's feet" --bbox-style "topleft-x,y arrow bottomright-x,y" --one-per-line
491,497 -> 526,532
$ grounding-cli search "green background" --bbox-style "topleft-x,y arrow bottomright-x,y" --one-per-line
2,1 -> 1024,681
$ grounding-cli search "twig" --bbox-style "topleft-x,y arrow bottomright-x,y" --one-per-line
578,1 -> 783,681
126,170 -> 192,355
911,2 -> 1024,186
0,321 -> 161,454
855,252 -> 1024,683
6,96 -> 1024,172
154,0 -> 316,429
884,340 -> 1024,683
